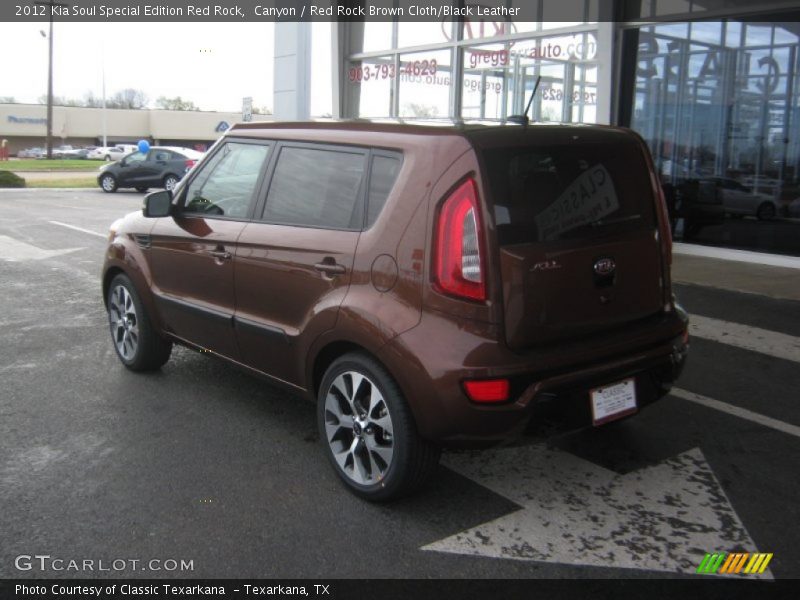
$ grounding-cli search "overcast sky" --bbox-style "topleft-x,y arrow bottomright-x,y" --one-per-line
0,21 -> 334,116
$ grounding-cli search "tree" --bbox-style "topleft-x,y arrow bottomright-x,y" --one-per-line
156,96 -> 200,111
252,105 -> 272,115
0,96 -> 15,103
107,88 -> 149,109
38,94 -> 82,107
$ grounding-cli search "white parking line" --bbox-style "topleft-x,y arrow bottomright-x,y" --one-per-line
674,242 -> 800,269
690,314 -> 800,364
48,220 -> 106,238
672,387 -> 800,440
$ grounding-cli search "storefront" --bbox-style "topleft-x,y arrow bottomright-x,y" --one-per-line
339,0 -> 800,256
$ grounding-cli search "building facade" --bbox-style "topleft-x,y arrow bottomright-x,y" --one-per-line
327,0 -> 800,256
0,103 -> 272,154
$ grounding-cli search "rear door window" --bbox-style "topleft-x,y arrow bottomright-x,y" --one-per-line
483,141 -> 655,245
261,145 -> 367,230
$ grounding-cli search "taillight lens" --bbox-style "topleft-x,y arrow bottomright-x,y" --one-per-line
463,379 -> 510,403
654,180 -> 673,266
185,159 -> 197,170
434,178 -> 486,301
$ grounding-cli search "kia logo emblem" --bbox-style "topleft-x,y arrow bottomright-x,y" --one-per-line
594,258 -> 616,276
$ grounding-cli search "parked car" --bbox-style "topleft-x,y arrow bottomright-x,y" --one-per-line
102,122 -> 689,500
88,145 -> 137,161
51,145 -> 75,158
17,147 -> 44,158
672,178 -> 725,238
711,177 -> 779,220
97,146 -> 202,193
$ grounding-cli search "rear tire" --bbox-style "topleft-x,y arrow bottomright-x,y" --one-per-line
757,202 -> 776,220
317,352 -> 440,501
163,174 -> 179,192
100,174 -> 117,193
107,273 -> 172,371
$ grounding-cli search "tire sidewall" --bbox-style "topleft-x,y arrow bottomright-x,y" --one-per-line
164,175 -> 178,191
100,174 -> 117,193
107,274 -> 146,369
317,354 -> 412,500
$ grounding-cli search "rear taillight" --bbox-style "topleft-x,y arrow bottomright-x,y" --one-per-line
654,180 -> 673,266
433,178 -> 486,301
185,159 -> 197,170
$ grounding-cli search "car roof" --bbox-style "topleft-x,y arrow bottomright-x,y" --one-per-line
151,146 -> 203,157
228,119 -> 633,148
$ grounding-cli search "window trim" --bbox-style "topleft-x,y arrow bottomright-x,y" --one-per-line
173,136 -> 273,223
254,141 -> 371,232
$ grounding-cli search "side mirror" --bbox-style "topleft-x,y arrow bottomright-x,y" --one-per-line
143,190 -> 173,218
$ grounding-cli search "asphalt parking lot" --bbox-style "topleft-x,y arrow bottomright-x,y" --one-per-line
1,188 -> 798,580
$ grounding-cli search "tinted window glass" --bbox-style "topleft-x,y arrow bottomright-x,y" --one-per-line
263,146 -> 366,229
483,141 -> 655,245
184,142 -> 269,219
125,151 -> 147,164
367,154 -> 402,227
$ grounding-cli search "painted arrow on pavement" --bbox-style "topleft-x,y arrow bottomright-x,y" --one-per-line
423,445 -> 769,578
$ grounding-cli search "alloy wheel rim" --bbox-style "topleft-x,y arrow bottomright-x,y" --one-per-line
324,371 -> 395,485
165,177 -> 177,191
109,285 -> 139,361
102,176 -> 114,191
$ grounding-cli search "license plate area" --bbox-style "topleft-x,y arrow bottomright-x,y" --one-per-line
590,378 -> 637,426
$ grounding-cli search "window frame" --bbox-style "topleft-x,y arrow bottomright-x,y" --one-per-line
173,136 -> 273,223
254,141 -> 371,232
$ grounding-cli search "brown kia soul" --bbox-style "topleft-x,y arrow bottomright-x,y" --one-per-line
102,121 -> 689,501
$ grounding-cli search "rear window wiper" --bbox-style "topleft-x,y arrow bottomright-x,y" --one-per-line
590,214 -> 642,228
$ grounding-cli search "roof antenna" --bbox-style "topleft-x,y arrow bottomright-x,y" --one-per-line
507,75 -> 541,126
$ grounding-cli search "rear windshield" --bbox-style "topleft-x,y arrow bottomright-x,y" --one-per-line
482,141 -> 655,245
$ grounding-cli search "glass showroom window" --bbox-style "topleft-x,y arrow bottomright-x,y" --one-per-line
461,31 -> 599,122
347,55 -> 394,118
397,49 -> 452,118
630,19 -> 800,255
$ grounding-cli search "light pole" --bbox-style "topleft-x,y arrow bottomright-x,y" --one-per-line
34,0 -> 69,160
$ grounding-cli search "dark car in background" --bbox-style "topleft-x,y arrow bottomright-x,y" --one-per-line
98,146 -> 203,193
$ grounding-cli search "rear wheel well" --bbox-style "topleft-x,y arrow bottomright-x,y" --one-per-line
312,341 -> 371,397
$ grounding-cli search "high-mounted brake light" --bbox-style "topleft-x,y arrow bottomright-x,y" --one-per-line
463,379 -> 510,403
433,178 -> 486,301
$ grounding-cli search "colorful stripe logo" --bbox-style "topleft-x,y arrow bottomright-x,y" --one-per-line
696,552 -> 773,575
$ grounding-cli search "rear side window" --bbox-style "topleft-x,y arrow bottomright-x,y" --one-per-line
483,141 -> 655,245
366,154 -> 402,228
262,146 -> 366,230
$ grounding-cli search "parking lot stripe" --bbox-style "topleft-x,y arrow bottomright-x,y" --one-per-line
48,220 -> 106,238
672,387 -> 800,440
689,314 -> 800,364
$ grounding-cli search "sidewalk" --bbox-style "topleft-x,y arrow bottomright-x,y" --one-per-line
12,170 -> 98,180
673,249 -> 800,301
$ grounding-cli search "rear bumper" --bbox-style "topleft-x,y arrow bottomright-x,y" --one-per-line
377,310 -> 688,444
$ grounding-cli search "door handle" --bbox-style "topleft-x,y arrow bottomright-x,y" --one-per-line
314,261 -> 346,275
208,248 -> 232,260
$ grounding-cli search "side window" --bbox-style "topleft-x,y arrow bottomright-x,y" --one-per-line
148,149 -> 171,162
367,154 -> 402,228
183,142 -> 270,219
125,151 -> 147,164
262,146 -> 366,230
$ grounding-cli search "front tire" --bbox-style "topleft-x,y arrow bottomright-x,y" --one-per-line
107,274 -> 172,371
100,173 -> 117,193
163,174 -> 179,192
318,352 -> 440,501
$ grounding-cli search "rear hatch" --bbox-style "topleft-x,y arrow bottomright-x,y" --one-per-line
474,126 -> 665,351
